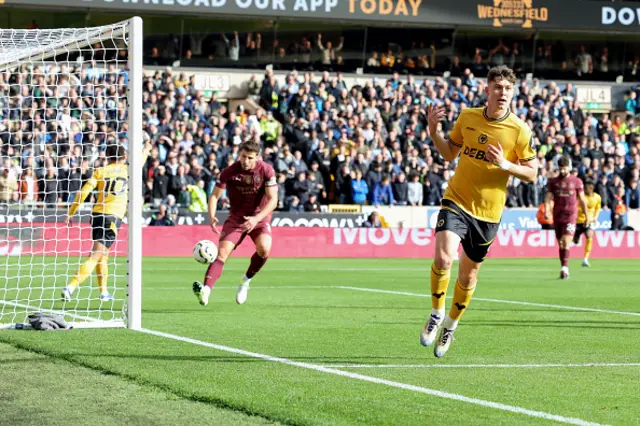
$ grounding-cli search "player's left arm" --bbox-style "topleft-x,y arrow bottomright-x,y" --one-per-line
253,185 -> 278,223
487,125 -> 538,183
66,170 -> 99,225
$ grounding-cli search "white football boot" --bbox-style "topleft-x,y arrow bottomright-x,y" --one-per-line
434,326 -> 456,358
560,266 -> 570,280
582,258 -> 590,267
99,292 -> 114,301
420,314 -> 443,347
236,275 -> 251,305
61,286 -> 74,302
192,282 -> 210,306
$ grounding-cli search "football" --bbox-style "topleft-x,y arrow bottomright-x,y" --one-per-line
193,240 -> 218,264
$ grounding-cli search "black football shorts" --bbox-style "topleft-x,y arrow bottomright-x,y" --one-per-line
91,214 -> 122,249
435,200 -> 500,263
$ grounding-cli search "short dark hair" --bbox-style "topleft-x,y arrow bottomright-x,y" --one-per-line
558,156 -> 571,168
105,143 -> 126,163
584,179 -> 595,187
487,65 -> 516,85
239,141 -> 261,154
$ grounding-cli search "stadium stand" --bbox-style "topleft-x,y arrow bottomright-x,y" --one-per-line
0,62 -> 638,218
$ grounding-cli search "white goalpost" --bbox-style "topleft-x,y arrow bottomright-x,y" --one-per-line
0,17 -> 143,329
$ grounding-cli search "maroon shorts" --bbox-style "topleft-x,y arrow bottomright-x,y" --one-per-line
554,221 -> 576,240
220,215 -> 272,248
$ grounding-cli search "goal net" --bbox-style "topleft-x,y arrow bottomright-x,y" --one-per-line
0,18 -> 143,329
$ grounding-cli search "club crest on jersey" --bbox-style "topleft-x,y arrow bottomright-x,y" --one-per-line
244,175 -> 252,185
478,134 -> 488,144
560,182 -> 566,188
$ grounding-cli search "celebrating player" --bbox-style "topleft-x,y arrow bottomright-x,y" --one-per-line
545,156 -> 589,279
573,180 -> 601,267
192,141 -> 278,307
420,65 -> 538,358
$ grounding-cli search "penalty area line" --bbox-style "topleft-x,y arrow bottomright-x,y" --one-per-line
336,286 -> 640,318
322,362 -> 640,369
137,328 -> 605,426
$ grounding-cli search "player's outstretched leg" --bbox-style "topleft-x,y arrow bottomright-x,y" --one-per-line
421,230 -> 458,347
237,234 -> 272,305
435,253 -> 479,358
193,241 -> 234,306
62,242 -> 106,301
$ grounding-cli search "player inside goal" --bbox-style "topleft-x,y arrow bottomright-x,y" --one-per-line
0,17 -> 143,329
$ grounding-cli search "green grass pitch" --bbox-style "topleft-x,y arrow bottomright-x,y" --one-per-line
1,257 -> 639,425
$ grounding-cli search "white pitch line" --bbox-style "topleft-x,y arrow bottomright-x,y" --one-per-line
138,328 -> 605,426
322,363 -> 640,369
337,286 -> 640,318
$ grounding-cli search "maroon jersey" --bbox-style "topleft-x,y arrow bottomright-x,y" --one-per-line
548,176 -> 583,222
217,161 -> 276,217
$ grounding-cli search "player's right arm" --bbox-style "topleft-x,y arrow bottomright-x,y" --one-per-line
209,167 -> 231,235
66,169 -> 100,225
592,194 -> 602,225
208,186 -> 224,235
427,104 -> 462,162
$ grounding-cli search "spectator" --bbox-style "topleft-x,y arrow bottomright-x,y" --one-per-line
150,204 -> 175,226
351,169 -> 368,205
170,164 -> 194,204
0,163 -> 18,203
165,194 -> 180,223
43,168 -> 59,207
153,165 -> 170,206
392,172 -> 409,205
18,168 -> 38,204
373,175 -> 394,206
222,32 -> 240,62
292,172 -> 311,204
287,195 -> 303,212
625,91 -> 638,115
363,211 -> 382,228
317,34 -> 344,66
187,180 -> 208,213
304,194 -> 321,213
407,174 -> 423,206
626,179 -> 640,209
610,186 -> 628,230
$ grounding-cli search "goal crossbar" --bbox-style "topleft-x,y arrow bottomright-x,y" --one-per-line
0,24 -> 128,72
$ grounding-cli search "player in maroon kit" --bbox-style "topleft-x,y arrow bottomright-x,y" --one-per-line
193,141 -> 278,306
544,156 -> 588,280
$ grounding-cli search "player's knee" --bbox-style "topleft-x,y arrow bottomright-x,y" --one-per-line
216,249 -> 231,263
434,252 -> 453,271
458,272 -> 477,289
256,243 -> 271,258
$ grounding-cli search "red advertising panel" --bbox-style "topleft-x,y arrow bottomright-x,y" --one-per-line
3,224 -> 640,259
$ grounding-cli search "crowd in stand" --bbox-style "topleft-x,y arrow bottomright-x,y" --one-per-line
0,61 -> 639,228
146,28 -> 640,83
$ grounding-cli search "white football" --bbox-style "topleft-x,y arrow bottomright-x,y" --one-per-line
193,240 -> 218,264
